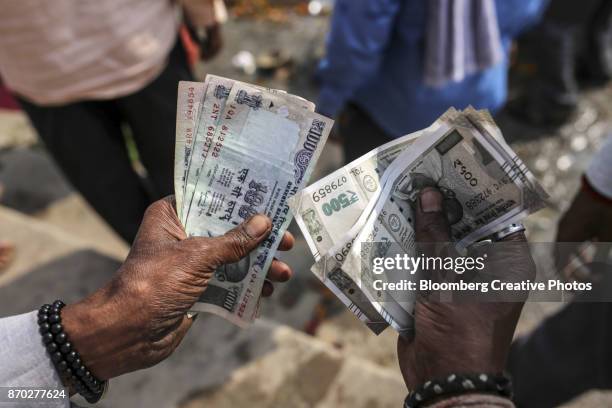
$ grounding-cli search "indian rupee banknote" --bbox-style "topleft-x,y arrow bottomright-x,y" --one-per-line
175,81 -> 207,221
180,80 -> 332,325
181,76 -> 233,226
289,129 -> 425,261
178,76 -> 315,226
288,128 -> 434,334
301,109 -> 548,336
288,116 -> 451,334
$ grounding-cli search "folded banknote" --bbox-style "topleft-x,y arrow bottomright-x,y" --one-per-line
291,108 -> 548,337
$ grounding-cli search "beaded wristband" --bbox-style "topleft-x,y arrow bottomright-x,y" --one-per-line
38,300 -> 107,404
404,373 -> 512,408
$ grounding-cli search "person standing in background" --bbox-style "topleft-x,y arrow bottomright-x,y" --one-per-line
316,0 -> 547,163
0,0 -> 226,243
508,135 -> 612,407
508,0 -> 612,127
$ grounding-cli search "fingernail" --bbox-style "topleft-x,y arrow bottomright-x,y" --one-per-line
245,215 -> 270,238
419,188 -> 443,213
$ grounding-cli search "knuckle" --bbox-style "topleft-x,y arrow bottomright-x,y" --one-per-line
226,227 -> 252,258
187,237 -> 218,262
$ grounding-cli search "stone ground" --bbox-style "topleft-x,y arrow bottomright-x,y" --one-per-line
1,7 -> 612,408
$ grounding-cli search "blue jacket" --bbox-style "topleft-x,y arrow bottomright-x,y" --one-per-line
317,0 -> 548,137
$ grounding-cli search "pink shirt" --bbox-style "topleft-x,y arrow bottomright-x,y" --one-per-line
0,0 -> 220,106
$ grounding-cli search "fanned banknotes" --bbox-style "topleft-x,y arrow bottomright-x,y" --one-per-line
174,75 -> 332,326
290,108 -> 548,337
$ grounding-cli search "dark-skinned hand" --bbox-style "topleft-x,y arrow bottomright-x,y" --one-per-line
397,187 -> 535,390
62,196 -> 293,381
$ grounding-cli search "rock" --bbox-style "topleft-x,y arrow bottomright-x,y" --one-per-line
35,193 -> 128,260
0,205 -> 86,286
0,249 -> 120,311
315,310 -> 401,371
0,148 -> 72,214
181,326 -> 406,408
316,356 -> 405,408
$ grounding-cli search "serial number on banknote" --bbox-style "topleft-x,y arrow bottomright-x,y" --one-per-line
465,175 -> 512,210
311,175 -> 349,202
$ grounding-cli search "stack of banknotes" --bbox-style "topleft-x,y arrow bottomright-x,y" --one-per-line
290,107 -> 549,337
174,75 -> 333,326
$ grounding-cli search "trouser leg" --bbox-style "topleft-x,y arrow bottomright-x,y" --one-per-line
519,0 -> 604,103
338,103 -> 394,164
509,266 -> 612,408
116,39 -> 194,201
18,98 -> 150,243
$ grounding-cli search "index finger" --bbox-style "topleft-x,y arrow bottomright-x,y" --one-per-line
277,231 -> 295,251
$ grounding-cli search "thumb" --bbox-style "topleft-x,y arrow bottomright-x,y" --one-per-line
208,214 -> 272,266
414,187 -> 451,243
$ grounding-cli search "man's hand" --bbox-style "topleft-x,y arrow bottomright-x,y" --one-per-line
62,197 -> 293,381
397,188 -> 534,390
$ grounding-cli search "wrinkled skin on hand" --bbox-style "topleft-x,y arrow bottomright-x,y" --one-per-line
397,188 -> 535,390
63,197 -> 293,380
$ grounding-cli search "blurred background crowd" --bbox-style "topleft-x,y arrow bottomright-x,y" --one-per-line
0,0 -> 611,407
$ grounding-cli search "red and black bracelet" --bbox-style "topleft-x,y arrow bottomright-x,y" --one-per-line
404,372 -> 512,408
38,300 -> 107,404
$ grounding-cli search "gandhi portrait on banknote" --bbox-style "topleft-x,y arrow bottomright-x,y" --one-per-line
392,152 -> 464,226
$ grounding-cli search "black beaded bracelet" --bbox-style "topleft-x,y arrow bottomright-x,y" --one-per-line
404,372 -> 512,408
38,300 -> 107,404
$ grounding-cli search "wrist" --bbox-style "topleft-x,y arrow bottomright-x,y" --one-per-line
408,339 -> 505,388
62,287 -> 145,381
404,376 -> 513,408
38,301 -> 107,403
